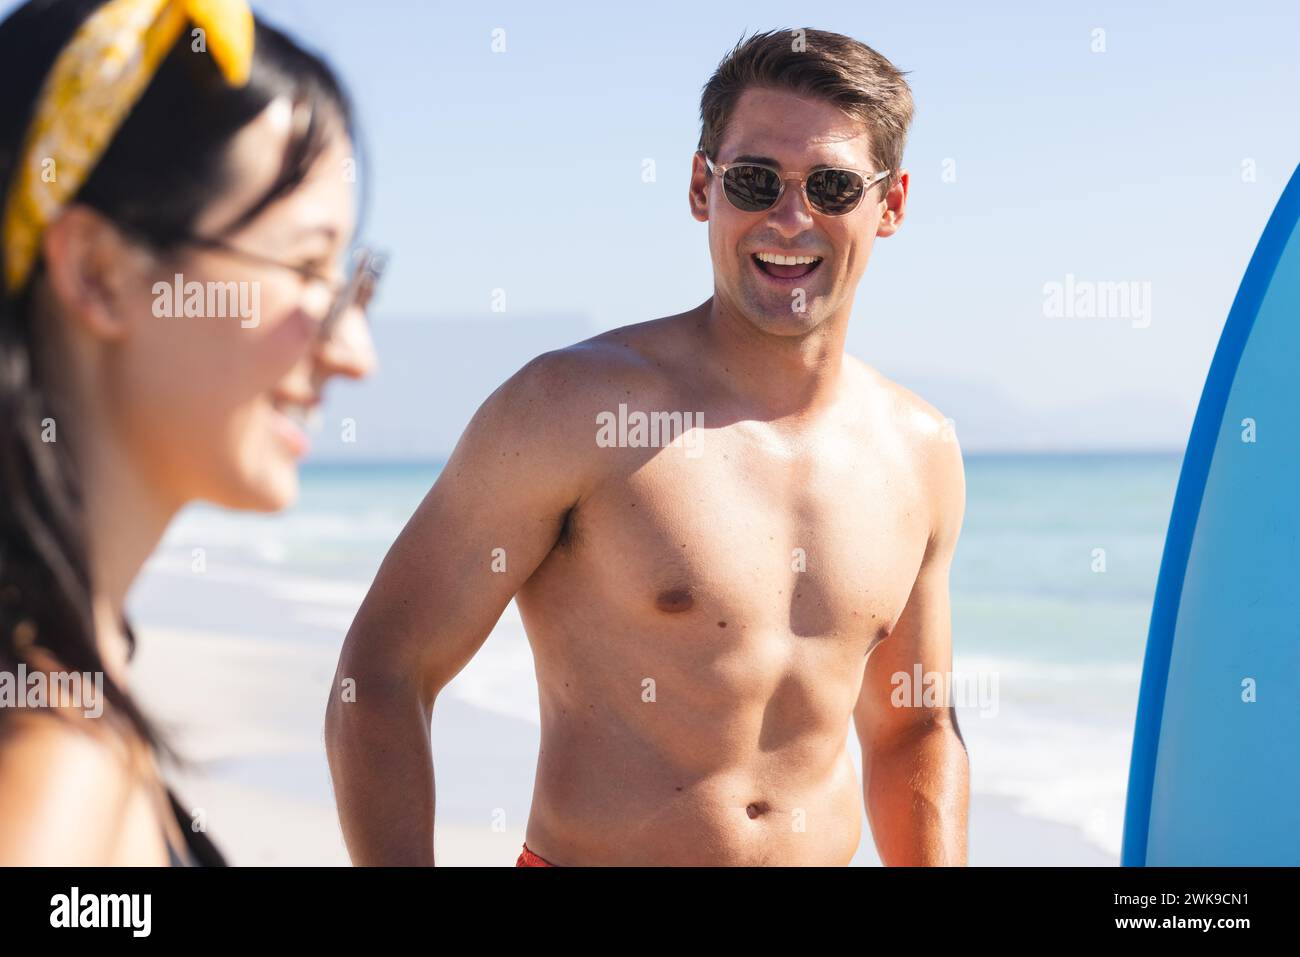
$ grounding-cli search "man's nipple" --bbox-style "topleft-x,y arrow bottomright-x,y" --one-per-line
655,588 -> 695,614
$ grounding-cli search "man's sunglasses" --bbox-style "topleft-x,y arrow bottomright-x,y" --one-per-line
701,152 -> 892,217
179,237 -> 388,342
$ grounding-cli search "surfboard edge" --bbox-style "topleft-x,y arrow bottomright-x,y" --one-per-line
1121,163 -> 1300,866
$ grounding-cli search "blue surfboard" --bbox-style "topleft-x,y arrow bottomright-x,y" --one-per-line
1123,164 -> 1300,866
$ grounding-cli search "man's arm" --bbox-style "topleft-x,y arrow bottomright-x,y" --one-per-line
853,416 -> 968,866
324,350 -> 595,865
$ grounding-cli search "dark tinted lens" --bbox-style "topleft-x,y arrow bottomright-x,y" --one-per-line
807,168 -> 866,215
722,164 -> 782,212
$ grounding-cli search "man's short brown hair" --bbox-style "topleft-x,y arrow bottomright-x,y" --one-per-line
698,29 -> 914,188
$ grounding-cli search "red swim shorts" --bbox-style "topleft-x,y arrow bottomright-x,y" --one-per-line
516,842 -> 556,867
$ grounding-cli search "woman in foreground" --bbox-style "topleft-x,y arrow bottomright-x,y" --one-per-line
0,0 -> 381,864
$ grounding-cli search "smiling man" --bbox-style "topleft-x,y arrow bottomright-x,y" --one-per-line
326,28 -> 969,866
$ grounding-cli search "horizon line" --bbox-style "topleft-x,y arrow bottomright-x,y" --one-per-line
302,448 -> 1186,468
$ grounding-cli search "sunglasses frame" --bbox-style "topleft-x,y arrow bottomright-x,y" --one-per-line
700,151 -> 892,216
177,237 -> 387,342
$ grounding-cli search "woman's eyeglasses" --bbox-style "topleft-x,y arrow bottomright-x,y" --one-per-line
701,152 -> 891,217
178,236 -> 388,341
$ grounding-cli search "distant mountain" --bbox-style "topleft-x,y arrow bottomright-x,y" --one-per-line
310,317 -> 1196,461
890,374 -> 1195,453
311,315 -> 596,462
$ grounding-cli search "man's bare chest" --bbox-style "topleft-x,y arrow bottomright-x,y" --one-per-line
555,431 -> 930,649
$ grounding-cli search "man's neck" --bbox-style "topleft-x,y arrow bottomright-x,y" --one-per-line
701,294 -> 852,421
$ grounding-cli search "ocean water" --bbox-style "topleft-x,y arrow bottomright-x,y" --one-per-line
139,453 -> 1182,859
949,453 -> 1180,856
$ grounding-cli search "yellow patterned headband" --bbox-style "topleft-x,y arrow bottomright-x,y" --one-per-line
1,0 -> 254,294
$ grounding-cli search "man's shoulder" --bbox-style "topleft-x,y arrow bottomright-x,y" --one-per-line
844,355 -> 954,448
844,356 -> 965,532
497,316 -> 689,418
463,316 -> 690,476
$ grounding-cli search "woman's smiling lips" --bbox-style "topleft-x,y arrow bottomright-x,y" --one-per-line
268,392 -> 318,457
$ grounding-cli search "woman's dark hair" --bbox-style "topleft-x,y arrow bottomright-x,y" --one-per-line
0,0 -> 359,755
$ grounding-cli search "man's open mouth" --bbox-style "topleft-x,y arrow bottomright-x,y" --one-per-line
752,251 -> 823,281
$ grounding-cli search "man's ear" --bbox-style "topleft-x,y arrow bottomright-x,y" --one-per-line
40,205 -> 142,341
876,169 -> 909,238
688,151 -> 711,223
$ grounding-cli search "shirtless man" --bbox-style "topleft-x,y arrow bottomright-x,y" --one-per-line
325,28 -> 969,866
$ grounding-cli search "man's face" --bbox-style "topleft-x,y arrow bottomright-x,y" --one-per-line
690,86 -> 907,337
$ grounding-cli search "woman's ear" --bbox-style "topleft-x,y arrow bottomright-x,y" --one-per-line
39,206 -> 142,341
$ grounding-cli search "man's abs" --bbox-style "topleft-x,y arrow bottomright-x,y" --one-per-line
520,678 -> 866,865
507,400 -> 929,865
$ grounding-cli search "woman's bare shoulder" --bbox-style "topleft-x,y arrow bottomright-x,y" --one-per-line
0,711 -> 161,865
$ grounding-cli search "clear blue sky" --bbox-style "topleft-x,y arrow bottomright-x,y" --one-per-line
3,0 -> 1297,450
